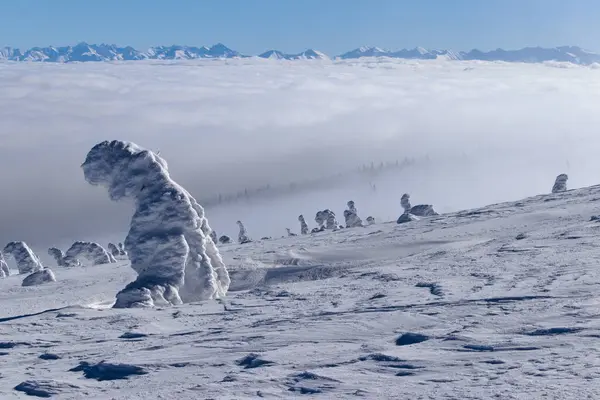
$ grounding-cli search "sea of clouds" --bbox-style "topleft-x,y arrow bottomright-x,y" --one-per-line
1,57 -> 599,254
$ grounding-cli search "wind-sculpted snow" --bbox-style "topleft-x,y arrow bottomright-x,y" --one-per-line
0,253 -> 9,278
48,247 -> 81,268
65,241 -> 116,266
81,140 -> 229,308
2,242 -> 43,274
21,268 -> 56,287
552,173 -> 568,193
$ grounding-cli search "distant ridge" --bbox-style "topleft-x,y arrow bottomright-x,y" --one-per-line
1,43 -> 599,65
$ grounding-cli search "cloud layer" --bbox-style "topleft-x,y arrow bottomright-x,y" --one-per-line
0,58 -> 599,256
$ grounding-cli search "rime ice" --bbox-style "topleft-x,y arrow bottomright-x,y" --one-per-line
66,241 -> 116,266
48,247 -> 81,268
81,140 -> 229,308
552,174 -> 568,193
3,241 -> 43,274
298,215 -> 309,235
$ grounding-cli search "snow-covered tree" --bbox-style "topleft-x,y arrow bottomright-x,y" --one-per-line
107,243 -> 120,257
552,173 -> 568,193
66,241 -> 116,266
22,268 -> 56,287
236,220 -> 252,244
298,214 -> 309,235
286,228 -> 297,237
117,242 -> 127,256
2,241 -> 43,274
48,247 -> 81,267
81,140 -> 230,308
315,211 -> 326,228
344,200 -> 363,228
0,253 -> 9,278
324,209 -> 338,230
366,216 -> 375,225
401,193 -> 411,213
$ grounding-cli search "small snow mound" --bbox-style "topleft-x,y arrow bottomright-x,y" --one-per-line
236,353 -> 275,369
410,204 -> 439,217
397,213 -> 419,224
39,353 -> 61,360
22,268 -> 56,287
395,333 -> 430,346
15,380 -> 79,398
69,361 -> 148,381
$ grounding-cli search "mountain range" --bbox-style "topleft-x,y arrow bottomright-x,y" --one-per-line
1,42 -> 599,65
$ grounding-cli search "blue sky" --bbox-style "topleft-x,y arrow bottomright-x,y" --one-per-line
1,0 -> 598,54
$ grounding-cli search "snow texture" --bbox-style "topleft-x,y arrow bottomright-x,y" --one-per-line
2,241 -> 43,274
0,253 -> 9,278
81,140 -> 229,308
2,184 -> 600,397
237,220 -> 251,244
298,214 -> 309,235
48,247 -> 81,268
552,173 -> 568,193
22,268 -> 56,287
65,241 -> 116,266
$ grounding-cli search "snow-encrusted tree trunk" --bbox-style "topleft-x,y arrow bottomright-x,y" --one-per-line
0,253 -> 9,278
65,241 -> 116,266
48,247 -> 81,267
298,215 -> 309,235
81,140 -> 229,308
401,193 -> 411,213
2,241 -> 43,274
552,173 -> 568,193
237,220 -> 251,244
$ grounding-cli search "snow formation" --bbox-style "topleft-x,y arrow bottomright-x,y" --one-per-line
344,200 -> 363,228
401,193 -> 411,213
65,241 -> 116,266
409,204 -> 439,217
22,268 -> 56,287
397,212 -> 420,224
366,216 -> 375,225
107,243 -> 120,257
2,241 -> 43,274
552,173 -> 568,193
286,228 -> 297,237
0,253 -> 9,277
219,235 -> 231,244
298,214 -> 309,235
237,221 -> 251,244
48,247 -> 81,267
81,140 -> 230,308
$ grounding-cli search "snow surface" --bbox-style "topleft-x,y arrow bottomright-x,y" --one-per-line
1,185 -> 600,397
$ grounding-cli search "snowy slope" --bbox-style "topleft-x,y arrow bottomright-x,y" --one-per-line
1,184 -> 600,398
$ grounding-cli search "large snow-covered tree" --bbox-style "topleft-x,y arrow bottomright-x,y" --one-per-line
81,140 -> 230,308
